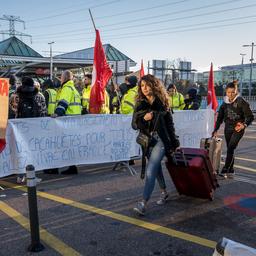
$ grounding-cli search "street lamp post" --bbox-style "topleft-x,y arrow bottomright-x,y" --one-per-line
48,41 -> 55,80
240,53 -> 246,95
243,42 -> 255,98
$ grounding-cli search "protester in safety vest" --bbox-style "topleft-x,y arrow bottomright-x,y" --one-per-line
52,71 -> 81,175
120,75 -> 138,114
81,74 -> 92,114
212,81 -> 254,179
107,79 -> 122,114
43,79 -> 57,115
183,87 -> 201,110
54,70 -> 82,116
81,73 -> 110,114
53,78 -> 62,106
167,83 -> 185,110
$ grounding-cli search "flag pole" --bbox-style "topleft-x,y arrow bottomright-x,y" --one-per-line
89,9 -> 97,31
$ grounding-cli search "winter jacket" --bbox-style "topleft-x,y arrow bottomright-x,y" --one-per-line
214,95 -> 254,132
132,96 -> 180,154
10,86 -> 47,118
183,95 -> 201,110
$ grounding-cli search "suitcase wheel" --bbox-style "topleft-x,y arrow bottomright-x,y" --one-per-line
209,190 -> 214,201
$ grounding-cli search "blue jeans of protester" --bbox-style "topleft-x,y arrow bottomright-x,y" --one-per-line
143,138 -> 166,202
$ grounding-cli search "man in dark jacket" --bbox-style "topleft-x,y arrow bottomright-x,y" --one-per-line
10,77 -> 47,183
213,81 -> 254,178
183,87 -> 201,110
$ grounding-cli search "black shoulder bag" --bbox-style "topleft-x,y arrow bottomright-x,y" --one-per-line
136,112 -> 160,179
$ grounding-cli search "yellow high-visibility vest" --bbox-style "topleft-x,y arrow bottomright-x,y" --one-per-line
120,86 -> 138,114
169,92 -> 185,110
82,85 -> 109,114
57,80 -> 82,115
82,85 -> 91,110
100,91 -> 110,114
46,88 -> 57,115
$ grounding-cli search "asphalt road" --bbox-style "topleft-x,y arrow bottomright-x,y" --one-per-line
0,122 -> 256,256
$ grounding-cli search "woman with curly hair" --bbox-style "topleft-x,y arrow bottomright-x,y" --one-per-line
132,74 -> 180,215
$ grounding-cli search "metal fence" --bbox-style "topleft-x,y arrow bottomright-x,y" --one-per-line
201,96 -> 256,112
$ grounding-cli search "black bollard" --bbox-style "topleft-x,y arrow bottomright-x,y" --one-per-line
26,165 -> 45,252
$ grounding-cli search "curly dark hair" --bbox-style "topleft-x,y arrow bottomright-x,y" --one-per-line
137,74 -> 169,109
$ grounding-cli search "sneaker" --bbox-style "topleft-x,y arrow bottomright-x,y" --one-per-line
218,173 -> 227,179
227,173 -> 235,179
133,201 -> 146,216
156,192 -> 169,205
16,175 -> 26,184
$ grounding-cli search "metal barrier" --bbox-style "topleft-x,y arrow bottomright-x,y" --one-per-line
201,96 -> 256,112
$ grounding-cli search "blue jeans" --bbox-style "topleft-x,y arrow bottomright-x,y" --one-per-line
143,138 -> 166,202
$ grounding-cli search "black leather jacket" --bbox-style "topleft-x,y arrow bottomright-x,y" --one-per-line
214,96 -> 254,132
132,97 -> 180,154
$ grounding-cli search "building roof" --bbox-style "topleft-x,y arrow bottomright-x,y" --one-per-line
0,36 -> 42,57
55,44 -> 136,66
221,63 -> 256,70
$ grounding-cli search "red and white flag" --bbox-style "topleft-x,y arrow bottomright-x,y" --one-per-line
207,63 -> 218,112
140,59 -> 145,78
0,78 -> 9,153
89,29 -> 112,114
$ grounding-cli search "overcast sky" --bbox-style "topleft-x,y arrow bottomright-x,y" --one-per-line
1,0 -> 256,71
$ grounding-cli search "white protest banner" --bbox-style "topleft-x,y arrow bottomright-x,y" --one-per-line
173,109 -> 214,148
0,109 -> 214,177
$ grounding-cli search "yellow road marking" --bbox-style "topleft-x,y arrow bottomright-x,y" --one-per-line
0,200 -> 81,256
236,157 -> 256,163
221,162 -> 256,173
0,181 -> 216,249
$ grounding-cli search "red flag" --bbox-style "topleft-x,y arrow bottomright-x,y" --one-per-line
140,59 -> 145,78
89,29 -> 112,114
207,63 -> 218,112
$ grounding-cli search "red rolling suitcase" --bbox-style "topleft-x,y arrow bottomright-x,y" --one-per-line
166,148 -> 219,200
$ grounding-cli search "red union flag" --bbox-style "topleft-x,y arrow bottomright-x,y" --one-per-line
89,29 -> 112,114
0,78 -> 9,153
140,59 -> 145,78
207,63 -> 218,112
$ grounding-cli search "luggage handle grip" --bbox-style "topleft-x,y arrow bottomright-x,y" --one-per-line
172,149 -> 188,167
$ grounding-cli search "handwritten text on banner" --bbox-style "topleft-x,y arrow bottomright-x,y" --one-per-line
0,110 -> 214,177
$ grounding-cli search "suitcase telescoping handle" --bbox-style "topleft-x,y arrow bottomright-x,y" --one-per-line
172,149 -> 188,167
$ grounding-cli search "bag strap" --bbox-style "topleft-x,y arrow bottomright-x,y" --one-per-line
152,112 -> 160,133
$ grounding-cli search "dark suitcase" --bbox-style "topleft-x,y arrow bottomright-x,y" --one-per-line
166,148 -> 219,200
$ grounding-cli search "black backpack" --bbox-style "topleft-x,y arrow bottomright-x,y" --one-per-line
17,96 -> 39,118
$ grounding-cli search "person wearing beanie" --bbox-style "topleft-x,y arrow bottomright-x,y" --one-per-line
183,87 -> 201,110
120,75 -> 138,114
167,83 -> 185,110
127,75 -> 138,88
9,76 -> 47,183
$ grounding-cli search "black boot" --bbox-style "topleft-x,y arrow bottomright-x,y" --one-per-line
43,168 -> 59,174
61,165 -> 78,175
